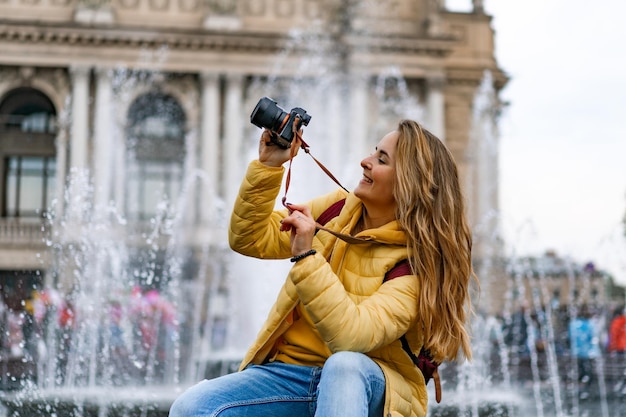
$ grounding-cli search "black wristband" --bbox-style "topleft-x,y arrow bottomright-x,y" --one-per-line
290,249 -> 317,263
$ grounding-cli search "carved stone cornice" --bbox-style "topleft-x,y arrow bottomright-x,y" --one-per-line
0,22 -> 286,53
0,21 -> 456,59
446,68 -> 484,87
346,34 -> 455,58
446,67 -> 508,90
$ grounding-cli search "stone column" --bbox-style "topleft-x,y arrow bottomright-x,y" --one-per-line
113,110 -> 126,216
69,66 -> 90,171
53,126 -> 68,220
325,86 -> 344,175
200,72 -> 221,225
93,68 -> 113,211
223,74 -> 244,207
425,75 -> 446,141
348,75 -> 368,178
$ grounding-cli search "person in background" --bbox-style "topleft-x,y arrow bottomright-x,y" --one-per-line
568,305 -> 600,393
170,119 -> 477,417
607,306 -> 626,355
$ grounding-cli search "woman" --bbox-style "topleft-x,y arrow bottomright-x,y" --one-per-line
169,119 -> 476,417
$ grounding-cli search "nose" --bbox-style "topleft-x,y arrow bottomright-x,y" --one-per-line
361,155 -> 373,169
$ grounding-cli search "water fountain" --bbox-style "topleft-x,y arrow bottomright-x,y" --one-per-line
2,4 -> 625,417
425,72 -> 626,417
0,38 -> 432,416
0,66 -> 234,416
0,75 -> 507,417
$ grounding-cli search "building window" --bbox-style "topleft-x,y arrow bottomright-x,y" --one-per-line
4,156 -> 56,218
126,92 -> 186,220
0,88 -> 57,219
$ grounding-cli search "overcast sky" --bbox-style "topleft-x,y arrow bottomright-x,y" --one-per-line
446,0 -> 626,283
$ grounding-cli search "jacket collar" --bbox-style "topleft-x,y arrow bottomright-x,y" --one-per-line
341,194 -> 407,246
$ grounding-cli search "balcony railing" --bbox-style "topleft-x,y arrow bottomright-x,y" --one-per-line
0,219 -> 48,247
0,217 -> 225,249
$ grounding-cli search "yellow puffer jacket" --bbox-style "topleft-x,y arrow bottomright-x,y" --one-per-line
228,160 -> 428,417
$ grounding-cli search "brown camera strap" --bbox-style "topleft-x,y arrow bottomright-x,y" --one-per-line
281,129 -> 348,207
280,124 -> 372,245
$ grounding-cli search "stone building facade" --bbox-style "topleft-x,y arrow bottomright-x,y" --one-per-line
0,0 -> 508,386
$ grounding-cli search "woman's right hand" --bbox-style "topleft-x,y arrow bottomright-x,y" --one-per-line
258,129 -> 300,167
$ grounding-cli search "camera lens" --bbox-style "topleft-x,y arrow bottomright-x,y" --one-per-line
250,97 -> 288,132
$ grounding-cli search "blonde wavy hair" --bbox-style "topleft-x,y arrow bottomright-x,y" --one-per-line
393,119 -> 476,363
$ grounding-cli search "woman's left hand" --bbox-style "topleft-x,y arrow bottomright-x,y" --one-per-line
280,203 -> 316,257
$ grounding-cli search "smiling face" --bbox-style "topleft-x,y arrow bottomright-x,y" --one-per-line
353,130 -> 398,221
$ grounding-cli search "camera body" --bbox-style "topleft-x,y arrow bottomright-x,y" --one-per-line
250,97 -> 311,149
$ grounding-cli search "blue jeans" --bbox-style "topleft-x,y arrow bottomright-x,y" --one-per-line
169,351 -> 386,417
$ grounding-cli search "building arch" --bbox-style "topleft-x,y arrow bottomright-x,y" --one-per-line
124,90 -> 187,220
21,78 -> 68,121
0,86 -> 58,218
115,74 -> 199,134
0,86 -> 57,133
0,69 -> 69,123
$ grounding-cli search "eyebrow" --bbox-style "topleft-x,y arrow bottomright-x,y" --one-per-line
376,147 -> 391,158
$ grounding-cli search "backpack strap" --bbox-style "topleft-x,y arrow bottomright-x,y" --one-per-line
384,260 -> 412,280
316,198 -> 346,226
314,198 -> 371,244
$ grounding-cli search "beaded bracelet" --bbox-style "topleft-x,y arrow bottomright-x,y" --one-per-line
290,249 -> 317,263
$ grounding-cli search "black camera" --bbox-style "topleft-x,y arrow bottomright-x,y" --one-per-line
250,97 -> 311,149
